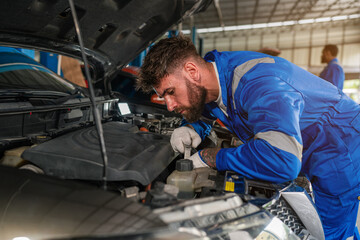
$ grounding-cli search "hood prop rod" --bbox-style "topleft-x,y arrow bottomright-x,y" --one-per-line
69,0 -> 108,190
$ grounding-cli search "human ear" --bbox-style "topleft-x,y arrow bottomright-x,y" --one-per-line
184,62 -> 200,83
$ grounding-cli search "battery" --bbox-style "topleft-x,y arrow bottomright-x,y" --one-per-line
223,171 -> 247,194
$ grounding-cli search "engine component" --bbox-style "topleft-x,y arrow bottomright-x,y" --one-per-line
21,121 -> 176,185
121,186 -> 140,201
119,113 -> 181,135
167,159 -> 197,199
145,182 -> 179,208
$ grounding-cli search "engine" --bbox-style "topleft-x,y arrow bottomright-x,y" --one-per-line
0,105 -> 324,239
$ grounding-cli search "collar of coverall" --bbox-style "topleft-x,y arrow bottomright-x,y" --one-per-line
211,61 -> 222,105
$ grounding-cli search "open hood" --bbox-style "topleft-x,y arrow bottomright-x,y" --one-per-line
0,0 -> 211,81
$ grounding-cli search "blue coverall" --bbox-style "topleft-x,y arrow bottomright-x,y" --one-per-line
187,50 -> 360,239
319,58 -> 345,90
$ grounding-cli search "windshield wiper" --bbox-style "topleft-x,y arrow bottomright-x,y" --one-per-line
41,88 -> 82,105
0,89 -> 83,105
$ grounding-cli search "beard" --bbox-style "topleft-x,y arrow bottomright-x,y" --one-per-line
176,79 -> 206,123
321,55 -> 326,63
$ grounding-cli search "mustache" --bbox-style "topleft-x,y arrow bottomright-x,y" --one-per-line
175,107 -> 185,114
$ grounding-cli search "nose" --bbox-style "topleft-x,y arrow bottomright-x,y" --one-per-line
164,96 -> 176,112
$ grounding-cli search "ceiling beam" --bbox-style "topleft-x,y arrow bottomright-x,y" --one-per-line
295,0 -> 319,21
318,0 -> 341,18
251,0 -> 259,24
285,0 -> 302,21
234,0 -> 238,25
267,0 -> 280,23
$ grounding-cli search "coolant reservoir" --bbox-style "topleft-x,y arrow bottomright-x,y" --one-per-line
167,159 -> 197,199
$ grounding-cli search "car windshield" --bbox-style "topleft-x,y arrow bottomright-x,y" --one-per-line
0,50 -> 76,94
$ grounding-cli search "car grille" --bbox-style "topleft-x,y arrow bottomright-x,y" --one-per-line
265,197 -> 306,235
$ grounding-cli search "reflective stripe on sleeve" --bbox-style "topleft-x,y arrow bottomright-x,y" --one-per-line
254,131 -> 303,161
232,57 -> 275,110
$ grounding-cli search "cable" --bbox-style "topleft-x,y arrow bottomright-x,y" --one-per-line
68,0 -> 108,190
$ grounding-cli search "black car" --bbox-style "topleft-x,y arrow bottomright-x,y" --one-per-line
0,1 -> 324,239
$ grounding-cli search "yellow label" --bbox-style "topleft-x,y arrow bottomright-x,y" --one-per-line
225,181 -> 235,192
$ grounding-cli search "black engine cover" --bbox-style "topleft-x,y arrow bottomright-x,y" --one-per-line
22,122 -> 176,185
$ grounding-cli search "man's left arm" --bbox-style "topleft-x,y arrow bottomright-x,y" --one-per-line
200,147 -> 220,168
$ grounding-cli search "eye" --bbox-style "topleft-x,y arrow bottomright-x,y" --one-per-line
168,89 -> 174,95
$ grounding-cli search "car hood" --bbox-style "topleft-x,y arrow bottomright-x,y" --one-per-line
0,0 -> 211,81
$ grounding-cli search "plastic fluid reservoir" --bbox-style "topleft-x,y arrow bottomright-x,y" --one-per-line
167,159 -> 197,199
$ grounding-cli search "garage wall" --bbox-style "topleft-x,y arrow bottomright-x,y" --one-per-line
199,20 -> 360,77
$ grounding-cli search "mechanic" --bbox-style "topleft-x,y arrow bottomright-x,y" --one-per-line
319,44 -> 345,90
136,35 -> 360,240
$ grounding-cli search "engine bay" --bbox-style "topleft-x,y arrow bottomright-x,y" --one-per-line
0,100 -> 321,239
0,99 -> 249,204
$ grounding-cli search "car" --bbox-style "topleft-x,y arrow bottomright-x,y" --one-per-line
0,0 -> 324,239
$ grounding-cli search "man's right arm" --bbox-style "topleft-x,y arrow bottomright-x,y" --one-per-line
171,111 -> 216,154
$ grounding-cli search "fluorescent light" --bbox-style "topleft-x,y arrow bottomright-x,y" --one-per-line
224,26 -> 238,31
349,14 -> 360,19
315,17 -> 331,22
13,237 -> 31,240
197,27 -> 223,33
332,15 -> 348,21
282,21 -> 296,26
237,25 -> 252,30
298,19 -> 315,24
118,103 -> 131,115
252,23 -> 267,29
180,14 -> 360,34
267,22 -> 283,27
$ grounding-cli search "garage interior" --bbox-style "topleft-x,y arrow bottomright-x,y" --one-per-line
0,0 -> 360,239
179,0 -> 360,102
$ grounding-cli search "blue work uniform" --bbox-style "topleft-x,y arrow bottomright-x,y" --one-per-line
186,50 -> 360,240
319,58 -> 345,90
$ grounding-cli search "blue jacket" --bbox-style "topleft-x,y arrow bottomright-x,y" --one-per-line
187,50 -> 360,201
319,58 -> 345,90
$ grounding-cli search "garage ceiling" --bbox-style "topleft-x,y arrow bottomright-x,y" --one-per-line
182,0 -> 360,29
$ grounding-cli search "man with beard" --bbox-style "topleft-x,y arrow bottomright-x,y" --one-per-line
136,34 -> 360,239
319,44 -> 345,90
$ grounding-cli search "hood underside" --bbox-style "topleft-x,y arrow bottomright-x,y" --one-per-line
0,0 -> 211,81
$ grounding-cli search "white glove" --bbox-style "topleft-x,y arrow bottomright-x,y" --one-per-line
188,151 -> 209,169
170,126 -> 201,153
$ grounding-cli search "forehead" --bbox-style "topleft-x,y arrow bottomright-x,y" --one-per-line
155,72 -> 183,93
154,74 -> 173,93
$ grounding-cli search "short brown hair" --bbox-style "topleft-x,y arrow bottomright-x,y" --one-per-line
324,44 -> 338,57
136,34 -> 202,93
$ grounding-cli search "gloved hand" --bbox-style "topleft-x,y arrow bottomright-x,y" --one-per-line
170,126 -> 201,154
188,151 -> 209,169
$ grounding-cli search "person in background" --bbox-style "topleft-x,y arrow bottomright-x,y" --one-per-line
320,44 -> 345,90
136,35 -> 360,240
